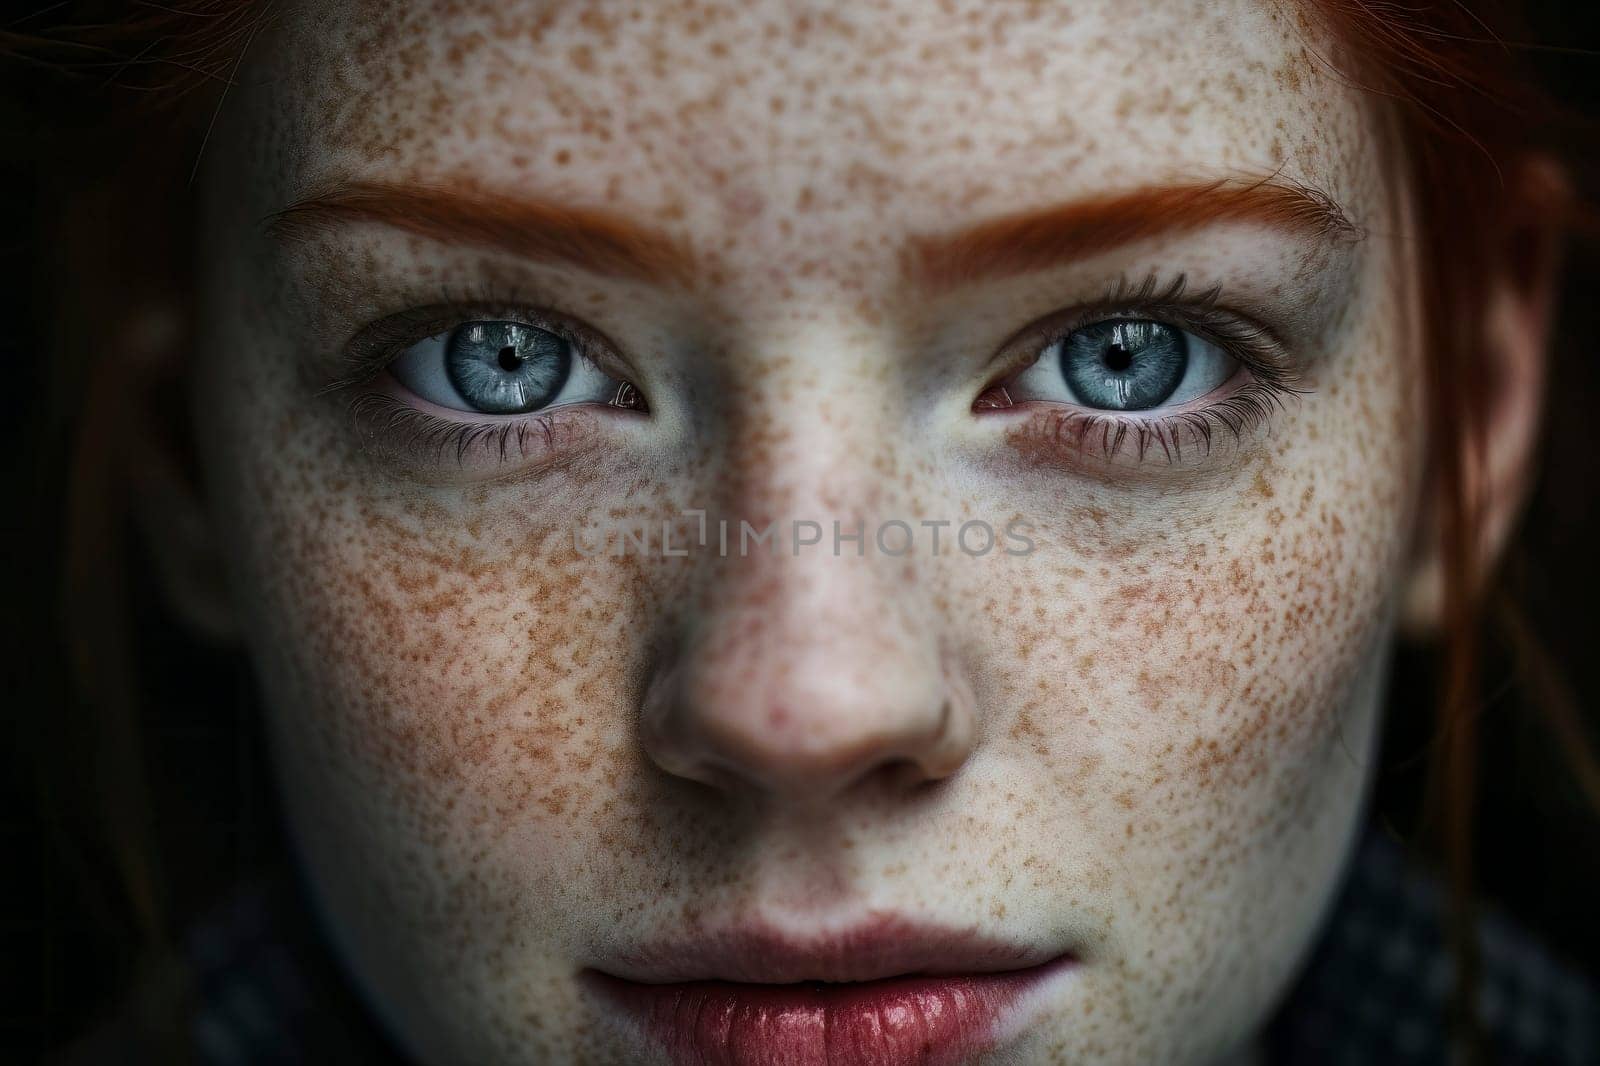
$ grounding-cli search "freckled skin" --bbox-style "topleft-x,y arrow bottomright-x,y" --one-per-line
190,1 -> 1424,1063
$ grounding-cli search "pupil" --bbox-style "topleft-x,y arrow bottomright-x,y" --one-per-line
1104,343 -> 1132,372
498,345 -> 522,372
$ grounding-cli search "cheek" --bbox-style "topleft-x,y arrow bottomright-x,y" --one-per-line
971,271 -> 1419,925
202,360 -> 698,951
992,476 -> 1404,752
984,475 -> 1386,827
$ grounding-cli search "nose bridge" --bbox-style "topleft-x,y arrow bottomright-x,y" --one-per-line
694,322 -> 913,613
639,334 -> 975,802
710,315 -> 898,512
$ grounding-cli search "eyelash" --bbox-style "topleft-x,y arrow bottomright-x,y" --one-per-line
326,280 -> 623,392
331,282 -> 640,469
334,273 -> 1305,471
985,272 -> 1307,465
345,391 -> 603,467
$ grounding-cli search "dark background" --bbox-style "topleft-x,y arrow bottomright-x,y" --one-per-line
4,3 -> 1600,1063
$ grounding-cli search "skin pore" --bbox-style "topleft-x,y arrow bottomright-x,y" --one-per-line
165,0 -> 1434,1061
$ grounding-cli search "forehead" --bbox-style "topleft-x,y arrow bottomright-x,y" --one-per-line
250,0 -> 1376,259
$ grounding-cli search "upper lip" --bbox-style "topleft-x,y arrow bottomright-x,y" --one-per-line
593,913 -> 1069,985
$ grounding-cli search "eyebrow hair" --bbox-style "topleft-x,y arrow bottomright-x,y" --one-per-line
266,181 -> 697,285
907,176 -> 1364,291
267,174 -> 1360,293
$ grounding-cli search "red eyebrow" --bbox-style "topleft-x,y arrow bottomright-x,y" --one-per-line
266,181 -> 697,285
907,176 -> 1363,291
268,175 -> 1360,292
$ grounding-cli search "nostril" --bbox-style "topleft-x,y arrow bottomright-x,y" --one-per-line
879,756 -> 949,794
638,626 -> 978,802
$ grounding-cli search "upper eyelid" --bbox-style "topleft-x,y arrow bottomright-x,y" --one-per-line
986,292 -> 1299,397
325,300 -> 625,395
1046,276 -> 1290,360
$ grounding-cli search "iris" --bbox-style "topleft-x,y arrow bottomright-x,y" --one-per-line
445,321 -> 571,414
1060,320 -> 1187,411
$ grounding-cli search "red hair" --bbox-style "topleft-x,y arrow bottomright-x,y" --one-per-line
1303,3 -> 1587,1056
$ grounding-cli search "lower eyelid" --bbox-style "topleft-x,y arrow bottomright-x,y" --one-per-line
989,374 -> 1290,469
343,385 -> 610,477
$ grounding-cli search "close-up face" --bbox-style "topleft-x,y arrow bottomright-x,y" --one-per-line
189,0 -> 1426,1062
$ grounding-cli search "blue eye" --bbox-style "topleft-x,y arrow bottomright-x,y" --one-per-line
1060,320 -> 1187,411
388,318 -> 630,415
445,321 -> 570,414
1005,317 -> 1238,413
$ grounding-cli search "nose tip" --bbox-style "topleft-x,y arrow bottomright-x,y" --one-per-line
640,629 -> 976,804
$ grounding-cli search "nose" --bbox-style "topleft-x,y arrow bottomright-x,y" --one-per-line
636,318 -> 980,805
640,548 -> 976,803
637,343 -> 983,802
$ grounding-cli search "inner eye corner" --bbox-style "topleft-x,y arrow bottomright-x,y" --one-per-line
610,380 -> 649,413
972,378 -> 1016,411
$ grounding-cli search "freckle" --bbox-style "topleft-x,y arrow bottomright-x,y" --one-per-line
553,148 -> 571,166
540,786 -> 570,816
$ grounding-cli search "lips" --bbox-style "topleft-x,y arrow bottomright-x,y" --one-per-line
585,917 -> 1073,1066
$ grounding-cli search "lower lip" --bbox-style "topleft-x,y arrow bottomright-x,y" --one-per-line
588,960 -> 1069,1066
